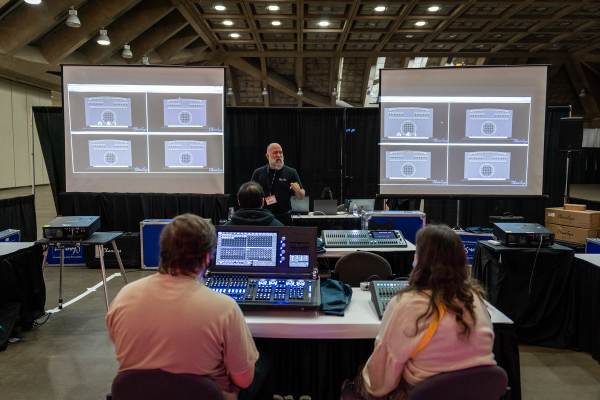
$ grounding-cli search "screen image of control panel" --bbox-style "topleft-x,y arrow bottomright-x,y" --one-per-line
215,231 -> 278,267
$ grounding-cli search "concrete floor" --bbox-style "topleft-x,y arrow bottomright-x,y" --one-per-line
1,184 -> 600,399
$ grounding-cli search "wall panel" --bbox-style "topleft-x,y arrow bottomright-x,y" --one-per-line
12,83 -> 29,187
0,80 -> 15,188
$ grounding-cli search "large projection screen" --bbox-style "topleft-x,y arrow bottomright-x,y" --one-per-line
62,65 -> 225,194
379,66 -> 547,196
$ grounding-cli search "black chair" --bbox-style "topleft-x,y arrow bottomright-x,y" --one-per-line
334,252 -> 392,287
407,365 -> 509,400
107,369 -> 225,400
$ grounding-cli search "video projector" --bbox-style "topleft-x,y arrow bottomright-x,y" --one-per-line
43,216 -> 100,240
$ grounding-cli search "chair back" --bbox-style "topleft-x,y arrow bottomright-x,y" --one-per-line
334,252 -> 392,287
110,369 -> 225,400
407,365 -> 508,400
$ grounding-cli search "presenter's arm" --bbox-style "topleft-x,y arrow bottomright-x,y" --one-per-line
230,366 -> 255,388
290,182 -> 305,200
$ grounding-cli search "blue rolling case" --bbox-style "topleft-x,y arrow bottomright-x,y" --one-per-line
456,231 -> 495,265
0,229 -> 20,242
586,238 -> 600,254
140,219 -> 172,269
365,211 -> 426,244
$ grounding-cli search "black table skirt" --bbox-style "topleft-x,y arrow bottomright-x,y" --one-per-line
254,322 -> 520,400
571,256 -> 600,363
0,245 -> 45,330
292,216 -> 361,236
472,241 -> 575,348
59,192 -> 230,232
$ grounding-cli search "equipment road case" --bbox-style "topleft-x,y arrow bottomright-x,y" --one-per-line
0,229 -> 20,242
365,211 -> 426,244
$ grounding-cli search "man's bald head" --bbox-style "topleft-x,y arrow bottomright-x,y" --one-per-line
266,143 -> 284,170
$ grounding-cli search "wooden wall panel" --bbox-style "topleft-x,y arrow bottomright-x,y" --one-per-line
12,83 -> 30,187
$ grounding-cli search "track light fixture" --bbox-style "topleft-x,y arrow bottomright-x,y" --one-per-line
262,87 -> 268,95
332,87 -> 338,96
121,44 -> 132,59
66,8 -> 81,28
97,29 -> 110,45
227,87 -> 234,96
142,55 -> 149,65
297,87 -> 303,96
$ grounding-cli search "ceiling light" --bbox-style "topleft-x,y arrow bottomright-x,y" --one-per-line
463,22 -> 473,26
316,44 -> 324,48
319,21 -> 330,26
332,87 -> 338,96
321,7 -> 332,11
515,45 -> 523,48
536,7 -> 547,12
374,6 -> 387,12
476,44 -> 484,48
66,8 -> 80,28
368,22 -> 377,26
493,34 -> 502,38
214,5 -> 226,11
24,0 -> 41,4
317,34 -> 326,38
437,44 -> 444,48
262,87 -> 268,95
395,44 -> 403,48
227,87 -> 234,96
366,87 -> 373,96
223,20 -> 233,25
230,33 -> 240,38
121,44 -> 132,59
274,34 -> 283,37
361,34 -> 370,38
537,34 -> 546,38
97,29 -> 110,45
405,34 -> 414,38
560,22 -> 570,26
512,22 -> 521,26
267,5 -> 280,11
272,21 -> 281,26
297,87 -> 303,96
142,55 -> 149,65
428,6 -> 440,12
448,34 -> 457,38
580,89 -> 586,97
415,21 -> 427,26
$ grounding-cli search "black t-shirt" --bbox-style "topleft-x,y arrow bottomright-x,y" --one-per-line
251,165 -> 303,215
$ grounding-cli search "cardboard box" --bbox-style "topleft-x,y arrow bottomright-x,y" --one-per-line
545,207 -> 600,229
545,223 -> 599,244
564,204 -> 587,211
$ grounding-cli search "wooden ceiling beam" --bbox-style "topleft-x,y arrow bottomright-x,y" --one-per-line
564,57 -> 600,118
125,10 -> 188,64
170,0 -> 220,52
81,0 -> 174,65
228,57 -> 331,107
374,0 -> 420,53
225,50 -> 566,58
0,0 -> 75,56
155,26 -> 200,63
240,1 -> 264,53
36,0 -> 142,65
413,1 -> 476,53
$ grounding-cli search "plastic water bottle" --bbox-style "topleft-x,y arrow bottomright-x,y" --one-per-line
352,203 -> 358,216
228,207 -> 234,220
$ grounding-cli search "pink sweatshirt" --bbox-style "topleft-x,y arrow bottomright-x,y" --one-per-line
362,290 -> 496,396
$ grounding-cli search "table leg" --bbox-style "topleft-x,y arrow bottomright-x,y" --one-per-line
59,246 -> 64,309
98,244 -> 110,310
41,245 -> 48,271
111,240 -> 129,285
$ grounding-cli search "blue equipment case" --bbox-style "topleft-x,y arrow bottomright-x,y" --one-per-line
0,229 -> 20,242
365,211 -> 426,244
586,238 -> 600,254
456,231 -> 495,265
140,219 -> 172,269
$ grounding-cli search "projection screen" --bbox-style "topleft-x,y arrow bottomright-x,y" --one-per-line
62,65 -> 225,194
379,65 -> 547,196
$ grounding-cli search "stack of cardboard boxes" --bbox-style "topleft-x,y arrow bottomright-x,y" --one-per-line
545,204 -> 600,244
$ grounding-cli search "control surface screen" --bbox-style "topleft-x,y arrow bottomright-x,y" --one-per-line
215,231 -> 278,267
372,231 -> 397,239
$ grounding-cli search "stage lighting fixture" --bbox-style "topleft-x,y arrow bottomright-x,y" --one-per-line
122,44 -> 133,59
66,8 -> 81,28
332,87 -> 338,96
97,29 -> 110,45
262,87 -> 268,95
297,87 -> 303,96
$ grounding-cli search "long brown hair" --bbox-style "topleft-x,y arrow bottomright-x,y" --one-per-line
400,224 -> 485,338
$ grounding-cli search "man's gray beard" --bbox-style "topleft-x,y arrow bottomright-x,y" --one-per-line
269,158 -> 284,170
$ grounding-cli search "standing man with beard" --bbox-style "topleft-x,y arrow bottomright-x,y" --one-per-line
250,143 -> 305,226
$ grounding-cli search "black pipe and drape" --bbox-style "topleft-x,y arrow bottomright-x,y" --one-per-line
34,106 -> 570,231
0,195 -> 37,242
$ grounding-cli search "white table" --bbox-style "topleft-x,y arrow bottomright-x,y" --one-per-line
244,288 -> 513,339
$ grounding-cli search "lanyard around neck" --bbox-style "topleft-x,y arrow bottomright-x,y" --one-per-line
266,164 -> 278,195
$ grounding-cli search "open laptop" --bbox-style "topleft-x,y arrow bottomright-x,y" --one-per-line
290,196 -> 310,214
347,199 -> 376,213
313,199 -> 338,215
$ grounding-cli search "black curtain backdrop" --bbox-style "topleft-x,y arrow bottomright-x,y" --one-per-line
0,195 -> 37,242
33,106 -> 65,215
571,148 -> 600,184
35,106 -> 573,228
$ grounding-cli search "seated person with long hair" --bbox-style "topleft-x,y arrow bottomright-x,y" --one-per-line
106,214 -> 266,400
344,224 -> 496,399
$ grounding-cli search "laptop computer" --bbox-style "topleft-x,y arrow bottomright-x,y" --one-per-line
291,196 -> 310,214
313,199 -> 338,215
347,199 -> 376,213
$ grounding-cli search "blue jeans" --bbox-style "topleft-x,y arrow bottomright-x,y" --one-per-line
238,354 -> 270,400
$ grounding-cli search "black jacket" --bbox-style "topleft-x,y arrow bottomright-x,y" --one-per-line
224,208 -> 284,227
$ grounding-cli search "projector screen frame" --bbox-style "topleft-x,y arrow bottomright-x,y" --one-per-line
377,64 -> 550,199
61,64 -> 226,194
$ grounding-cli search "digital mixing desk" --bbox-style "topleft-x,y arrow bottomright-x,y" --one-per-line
202,226 -> 321,310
